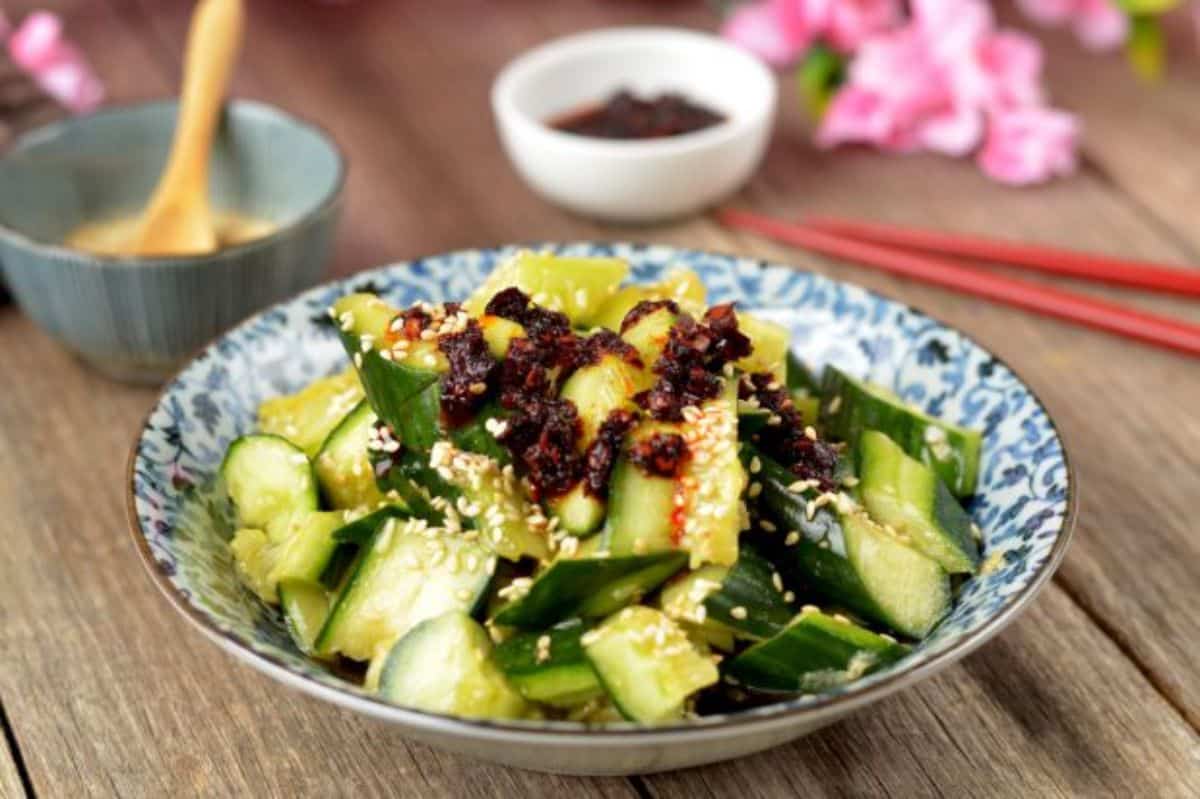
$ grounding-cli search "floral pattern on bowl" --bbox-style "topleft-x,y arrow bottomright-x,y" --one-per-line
127,243 -> 1074,775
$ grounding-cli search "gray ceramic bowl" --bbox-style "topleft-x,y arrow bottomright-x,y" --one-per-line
0,99 -> 345,383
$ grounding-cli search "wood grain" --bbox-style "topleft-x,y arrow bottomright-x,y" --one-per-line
1,0 -> 1198,796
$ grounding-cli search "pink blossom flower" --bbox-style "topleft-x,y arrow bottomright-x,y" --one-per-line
1015,0 -> 1129,51
824,0 -> 902,52
722,0 -> 817,66
8,11 -> 105,113
977,107 -> 1079,185
722,0 -> 900,65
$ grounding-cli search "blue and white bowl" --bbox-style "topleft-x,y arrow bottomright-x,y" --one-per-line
127,243 -> 1075,775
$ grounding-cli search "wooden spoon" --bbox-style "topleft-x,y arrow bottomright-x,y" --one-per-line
131,0 -> 245,256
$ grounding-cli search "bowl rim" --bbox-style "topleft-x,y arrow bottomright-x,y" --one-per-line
0,97 -> 347,267
491,26 -> 778,159
125,242 -> 1077,743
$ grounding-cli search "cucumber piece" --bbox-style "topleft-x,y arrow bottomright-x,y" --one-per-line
550,354 -> 641,535
492,552 -> 688,629
603,423 -> 680,556
785,351 -> 819,397
332,293 -> 443,434
657,566 -> 737,653
315,517 -> 493,661
746,445 -> 951,638
620,306 -> 677,377
279,578 -> 332,655
606,383 -> 746,567
386,375 -> 509,464
858,430 -> 980,573
583,606 -> 719,723
377,612 -> 529,720
821,366 -> 981,497
548,482 -> 607,539
676,381 -> 746,567
229,510 -> 343,603
735,312 -> 789,382
330,505 -> 410,546
587,267 -> 706,331
702,543 -> 795,641
479,314 -> 525,359
221,434 -> 318,528
428,441 -> 551,561
314,400 -> 385,509
258,367 -> 364,457
724,608 -> 908,693
561,355 -> 640,447
493,620 -> 604,708
464,250 -> 629,324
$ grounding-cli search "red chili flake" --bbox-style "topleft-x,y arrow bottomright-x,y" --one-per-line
495,396 -> 582,499
437,319 -> 497,427
634,304 -> 751,422
582,409 -> 637,498
740,372 -> 838,491
620,299 -> 679,334
393,305 -> 432,341
702,303 -> 752,364
550,90 -> 725,140
629,432 -> 690,478
576,329 -> 643,371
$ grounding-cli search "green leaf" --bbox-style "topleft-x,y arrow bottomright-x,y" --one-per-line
1126,15 -> 1166,81
797,44 -> 846,119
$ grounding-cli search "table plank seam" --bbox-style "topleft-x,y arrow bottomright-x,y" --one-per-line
1053,573 -> 1200,734
1077,152 -> 1200,268
0,695 -> 37,799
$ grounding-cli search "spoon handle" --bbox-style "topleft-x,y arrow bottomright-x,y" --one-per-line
138,0 -> 244,243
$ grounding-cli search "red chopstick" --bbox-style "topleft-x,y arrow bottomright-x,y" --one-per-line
804,215 -> 1200,299
715,207 -> 1200,357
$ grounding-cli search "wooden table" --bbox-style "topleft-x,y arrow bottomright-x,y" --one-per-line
2,2 -> 1198,796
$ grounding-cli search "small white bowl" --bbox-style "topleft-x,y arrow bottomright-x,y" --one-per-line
491,27 -> 777,224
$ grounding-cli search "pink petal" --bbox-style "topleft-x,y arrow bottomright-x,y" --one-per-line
722,0 -> 813,66
0,11 -> 12,42
815,86 -> 895,148
1014,0 -> 1076,26
975,31 -> 1045,110
917,104 -> 984,155
8,11 -> 63,71
1071,0 -> 1129,51
824,0 -> 902,53
977,107 -> 1080,185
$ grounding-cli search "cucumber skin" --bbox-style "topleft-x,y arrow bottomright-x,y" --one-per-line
219,434 -> 319,529
493,552 -> 688,630
378,613 -> 528,720
724,610 -> 908,693
492,621 -> 603,708
337,326 -> 440,436
858,430 -> 980,573
820,366 -> 981,497
786,351 -> 820,396
744,444 -> 946,638
703,543 -> 795,641
748,443 -> 945,638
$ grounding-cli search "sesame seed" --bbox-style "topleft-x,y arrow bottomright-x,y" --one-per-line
760,519 -> 777,533
801,604 -> 819,614
353,352 -> 363,368
748,482 -> 762,498
730,606 -> 748,620
749,456 -> 762,474
828,395 -> 842,414
783,590 -> 795,603
469,381 -> 488,395
785,531 -> 800,546
804,425 -> 818,441
772,572 -> 783,592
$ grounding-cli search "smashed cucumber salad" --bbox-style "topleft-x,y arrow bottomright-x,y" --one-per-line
221,250 -> 983,724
